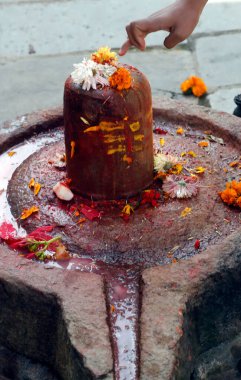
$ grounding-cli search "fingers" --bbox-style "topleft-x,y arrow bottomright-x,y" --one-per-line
127,23 -> 146,50
119,40 -> 131,56
164,28 -> 186,49
119,20 -> 147,56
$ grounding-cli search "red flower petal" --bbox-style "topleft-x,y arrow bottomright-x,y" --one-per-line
0,222 -> 17,240
80,205 -> 102,221
194,240 -> 200,250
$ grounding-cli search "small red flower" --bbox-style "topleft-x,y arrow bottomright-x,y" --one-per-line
141,190 -> 160,207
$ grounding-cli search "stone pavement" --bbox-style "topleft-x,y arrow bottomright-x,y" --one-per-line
0,0 -> 241,123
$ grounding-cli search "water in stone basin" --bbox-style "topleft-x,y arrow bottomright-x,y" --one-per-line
0,116 -> 240,379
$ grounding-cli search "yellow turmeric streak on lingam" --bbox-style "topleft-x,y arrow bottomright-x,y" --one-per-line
129,122 -> 140,132
70,141 -> 76,158
134,134 -> 144,142
103,135 -> 125,144
107,145 -> 126,155
84,121 -> 124,133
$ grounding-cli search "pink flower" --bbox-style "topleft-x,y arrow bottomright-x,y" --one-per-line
163,175 -> 198,199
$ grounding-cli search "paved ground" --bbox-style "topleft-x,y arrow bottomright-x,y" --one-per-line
0,0 -> 241,123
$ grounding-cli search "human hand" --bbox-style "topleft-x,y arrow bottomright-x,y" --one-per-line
119,0 -> 208,55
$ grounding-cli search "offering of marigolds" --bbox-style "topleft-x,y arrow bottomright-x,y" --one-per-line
64,46 -> 153,200
181,76 -> 207,97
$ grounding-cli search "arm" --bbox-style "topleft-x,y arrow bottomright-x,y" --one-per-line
119,0 -> 208,55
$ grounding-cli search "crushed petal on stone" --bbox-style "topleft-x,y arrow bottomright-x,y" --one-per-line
53,181 -> 74,201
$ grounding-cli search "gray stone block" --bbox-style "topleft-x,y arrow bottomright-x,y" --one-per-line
196,33 -> 241,88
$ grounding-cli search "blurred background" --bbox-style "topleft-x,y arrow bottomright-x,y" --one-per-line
0,0 -> 241,123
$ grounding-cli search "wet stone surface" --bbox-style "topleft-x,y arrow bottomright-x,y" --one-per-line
0,98 -> 241,380
7,117 -> 241,266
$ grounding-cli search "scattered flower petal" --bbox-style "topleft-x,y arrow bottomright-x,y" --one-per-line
55,242 -> 70,261
176,127 -> 184,135
34,183 -> 41,196
20,206 -> 39,220
154,128 -> 168,135
198,141 -> 209,148
53,182 -> 74,201
193,166 -> 206,174
28,178 -> 35,188
194,239 -> 200,249
80,205 -> 102,221
0,222 -> 17,240
229,161 -> 239,168
80,116 -> 90,125
187,151 -> 197,158
8,151 -> 16,157
181,207 -> 192,218
160,138 -> 165,146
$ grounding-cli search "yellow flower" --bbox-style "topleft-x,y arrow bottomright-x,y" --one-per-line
160,138 -> 165,146
194,166 -> 206,174
122,204 -> 134,215
170,163 -> 183,175
187,151 -> 197,158
91,46 -> 117,65
181,207 -> 192,218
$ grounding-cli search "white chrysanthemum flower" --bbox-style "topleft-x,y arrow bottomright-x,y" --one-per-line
163,175 -> 198,199
154,153 -> 178,172
71,58 -> 117,90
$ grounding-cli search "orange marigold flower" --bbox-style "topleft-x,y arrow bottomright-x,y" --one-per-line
231,180 -> 241,195
109,67 -> 132,90
181,76 -> 207,97
180,79 -> 192,93
219,188 -> 238,205
236,196 -> 241,208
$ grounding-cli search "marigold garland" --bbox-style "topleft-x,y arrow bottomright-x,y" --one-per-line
181,76 -> 207,97
109,67 -> 132,90
219,180 -> 241,209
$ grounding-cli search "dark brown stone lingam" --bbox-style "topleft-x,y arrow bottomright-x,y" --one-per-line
64,65 -> 153,200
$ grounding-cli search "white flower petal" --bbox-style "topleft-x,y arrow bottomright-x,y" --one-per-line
53,182 -> 74,201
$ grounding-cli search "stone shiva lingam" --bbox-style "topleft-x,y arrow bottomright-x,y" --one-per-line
63,46 -> 153,199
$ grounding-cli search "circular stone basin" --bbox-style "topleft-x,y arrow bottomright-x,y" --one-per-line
0,97 -> 241,380
7,109 -> 241,266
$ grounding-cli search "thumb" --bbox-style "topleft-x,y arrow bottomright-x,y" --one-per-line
119,40 -> 131,56
164,29 -> 183,49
